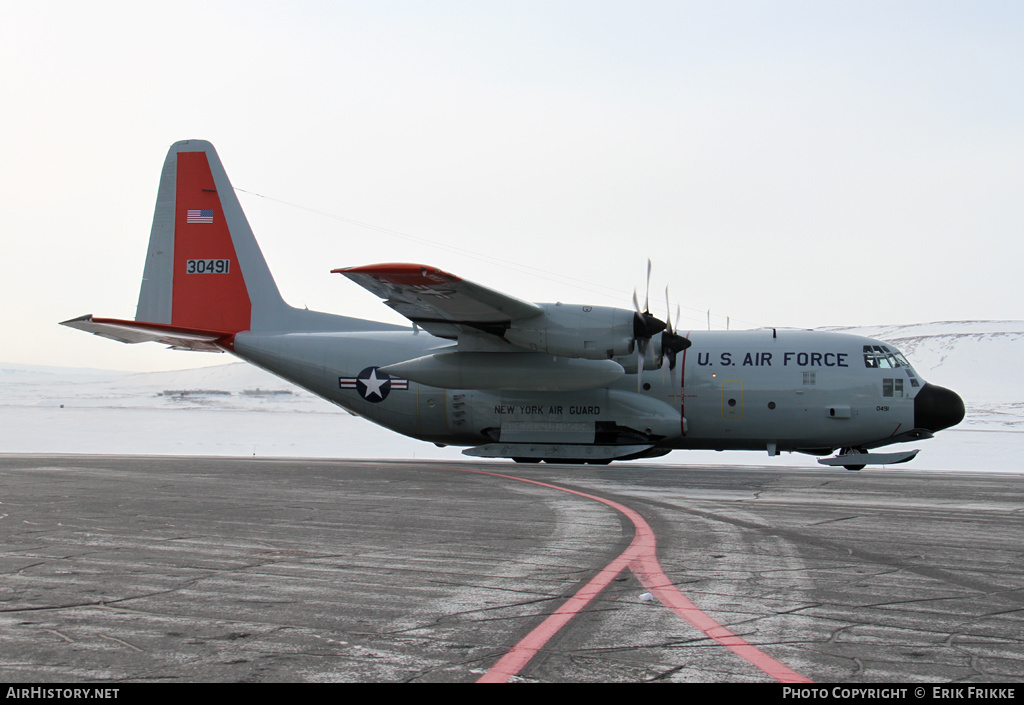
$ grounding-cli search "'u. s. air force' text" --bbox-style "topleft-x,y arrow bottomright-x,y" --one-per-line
697,352 -> 849,367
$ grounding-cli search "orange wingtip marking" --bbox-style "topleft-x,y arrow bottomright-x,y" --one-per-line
332,263 -> 461,284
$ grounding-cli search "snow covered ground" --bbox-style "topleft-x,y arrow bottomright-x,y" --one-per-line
2,321 -> 1021,473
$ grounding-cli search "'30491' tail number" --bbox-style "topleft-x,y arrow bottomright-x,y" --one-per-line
186,259 -> 230,274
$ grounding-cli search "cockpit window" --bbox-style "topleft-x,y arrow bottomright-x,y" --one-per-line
864,345 -> 897,368
877,345 -> 898,368
864,344 -> 921,385
863,345 -> 877,368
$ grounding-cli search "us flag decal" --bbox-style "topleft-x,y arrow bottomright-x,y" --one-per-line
187,209 -> 214,224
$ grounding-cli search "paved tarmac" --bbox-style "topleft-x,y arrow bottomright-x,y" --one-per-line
0,454 -> 1021,683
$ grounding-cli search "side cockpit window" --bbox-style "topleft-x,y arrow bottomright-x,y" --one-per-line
863,345 -> 877,368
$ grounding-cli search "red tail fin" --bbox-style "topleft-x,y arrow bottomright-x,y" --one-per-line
135,140 -> 292,332
62,140 -> 395,350
170,150 -> 251,332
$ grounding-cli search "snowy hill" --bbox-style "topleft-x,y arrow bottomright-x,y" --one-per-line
1,321 -> 1020,470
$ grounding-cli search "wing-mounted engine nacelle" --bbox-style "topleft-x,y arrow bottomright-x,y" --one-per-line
504,303 -> 637,359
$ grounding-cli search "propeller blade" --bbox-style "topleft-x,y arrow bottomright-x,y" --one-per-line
664,286 -> 673,334
644,259 -> 652,314
662,344 -> 676,392
636,337 -> 648,392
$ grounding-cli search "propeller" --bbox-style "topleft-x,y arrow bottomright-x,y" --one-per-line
658,287 -> 691,393
630,261 -> 693,393
632,260 -> 667,392
661,286 -> 690,371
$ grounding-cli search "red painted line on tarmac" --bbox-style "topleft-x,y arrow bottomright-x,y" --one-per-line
459,468 -> 811,684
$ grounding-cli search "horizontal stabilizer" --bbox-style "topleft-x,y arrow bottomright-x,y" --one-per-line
60,315 -> 231,352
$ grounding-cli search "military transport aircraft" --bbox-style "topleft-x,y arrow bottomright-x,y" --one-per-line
62,140 -> 965,469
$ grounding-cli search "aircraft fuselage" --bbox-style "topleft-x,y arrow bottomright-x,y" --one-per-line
232,326 -> 948,458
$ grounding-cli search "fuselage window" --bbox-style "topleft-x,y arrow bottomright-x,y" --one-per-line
882,378 -> 905,397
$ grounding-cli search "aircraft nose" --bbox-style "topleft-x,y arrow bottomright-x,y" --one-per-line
914,383 -> 965,433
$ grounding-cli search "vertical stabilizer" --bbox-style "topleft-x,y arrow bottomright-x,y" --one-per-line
136,140 -> 289,333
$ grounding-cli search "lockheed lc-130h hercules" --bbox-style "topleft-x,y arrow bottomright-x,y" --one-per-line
62,141 -> 965,469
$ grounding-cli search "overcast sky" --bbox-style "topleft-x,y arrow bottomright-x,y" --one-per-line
3,1 -> 1021,371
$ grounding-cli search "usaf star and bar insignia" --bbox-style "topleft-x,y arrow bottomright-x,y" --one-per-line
339,367 -> 408,403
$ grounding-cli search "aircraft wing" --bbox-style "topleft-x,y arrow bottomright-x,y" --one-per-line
60,315 -> 231,352
334,264 -> 543,339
